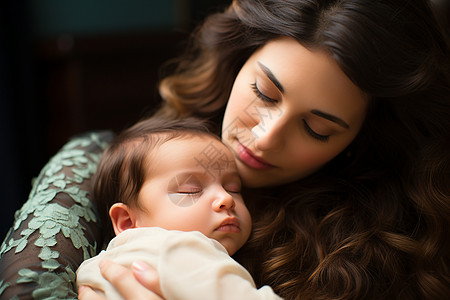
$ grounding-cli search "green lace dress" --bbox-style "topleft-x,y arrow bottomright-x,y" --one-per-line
0,131 -> 113,299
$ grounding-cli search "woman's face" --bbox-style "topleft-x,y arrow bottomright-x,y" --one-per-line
222,37 -> 368,187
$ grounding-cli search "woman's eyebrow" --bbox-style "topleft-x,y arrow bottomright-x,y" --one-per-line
257,61 -> 284,93
311,109 -> 350,129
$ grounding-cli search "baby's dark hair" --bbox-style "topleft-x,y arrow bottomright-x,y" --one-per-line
93,117 -> 217,241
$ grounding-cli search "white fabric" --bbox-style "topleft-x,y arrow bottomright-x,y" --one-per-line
76,227 -> 282,300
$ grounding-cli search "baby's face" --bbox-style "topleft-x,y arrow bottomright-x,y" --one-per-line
134,135 -> 252,255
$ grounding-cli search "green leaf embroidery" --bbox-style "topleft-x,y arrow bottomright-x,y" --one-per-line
38,247 -> 60,260
1,132 -> 112,299
17,269 -> 39,283
41,259 -> 60,271
0,280 -> 11,295
15,238 -> 28,253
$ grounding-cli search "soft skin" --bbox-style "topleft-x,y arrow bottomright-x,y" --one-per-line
222,37 -> 368,187
109,136 -> 252,256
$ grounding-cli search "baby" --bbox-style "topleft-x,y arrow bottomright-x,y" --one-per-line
76,118 -> 281,300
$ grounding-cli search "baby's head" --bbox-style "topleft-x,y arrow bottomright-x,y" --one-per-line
94,118 -> 251,255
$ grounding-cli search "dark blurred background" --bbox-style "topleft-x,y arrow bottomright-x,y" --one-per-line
0,0 -> 230,240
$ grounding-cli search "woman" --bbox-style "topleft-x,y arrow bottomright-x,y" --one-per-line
2,0 -> 449,299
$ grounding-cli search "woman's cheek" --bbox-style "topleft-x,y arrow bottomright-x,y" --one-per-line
225,95 -> 255,129
292,147 -> 334,171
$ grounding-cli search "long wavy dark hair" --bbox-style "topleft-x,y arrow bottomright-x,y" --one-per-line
157,0 -> 450,298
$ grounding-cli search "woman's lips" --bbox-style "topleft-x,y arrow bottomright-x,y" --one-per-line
237,143 -> 274,170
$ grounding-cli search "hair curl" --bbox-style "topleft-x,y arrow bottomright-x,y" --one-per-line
158,0 -> 450,298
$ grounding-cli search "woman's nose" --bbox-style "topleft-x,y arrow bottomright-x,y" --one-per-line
252,112 -> 286,152
212,189 -> 236,212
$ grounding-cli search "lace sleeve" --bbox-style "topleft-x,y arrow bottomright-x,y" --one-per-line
0,131 -> 113,299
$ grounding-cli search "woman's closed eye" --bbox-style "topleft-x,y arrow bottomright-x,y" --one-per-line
302,120 -> 330,142
251,81 -> 330,142
251,82 -> 278,104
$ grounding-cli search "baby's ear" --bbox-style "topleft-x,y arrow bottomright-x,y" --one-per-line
109,203 -> 136,235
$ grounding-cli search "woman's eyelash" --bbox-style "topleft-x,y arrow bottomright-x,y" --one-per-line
251,83 -> 277,103
302,120 -> 330,142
